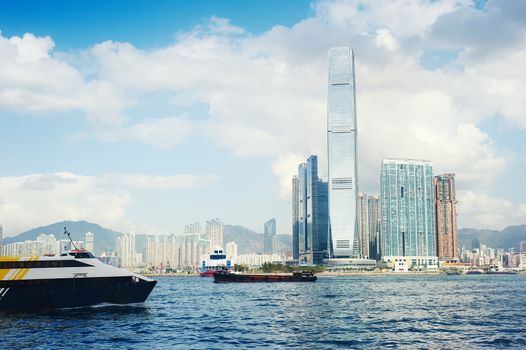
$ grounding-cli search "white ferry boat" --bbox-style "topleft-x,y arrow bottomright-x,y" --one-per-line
0,229 -> 156,311
200,248 -> 231,277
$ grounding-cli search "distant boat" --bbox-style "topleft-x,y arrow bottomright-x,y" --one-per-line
444,269 -> 462,275
213,271 -> 317,283
486,270 -> 518,275
466,269 -> 485,275
200,248 -> 231,277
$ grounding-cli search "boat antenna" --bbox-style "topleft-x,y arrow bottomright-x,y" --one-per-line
64,227 -> 78,250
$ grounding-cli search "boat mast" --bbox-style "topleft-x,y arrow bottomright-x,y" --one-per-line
64,227 -> 78,250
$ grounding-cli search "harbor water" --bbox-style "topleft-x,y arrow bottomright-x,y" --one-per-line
1,274 -> 525,349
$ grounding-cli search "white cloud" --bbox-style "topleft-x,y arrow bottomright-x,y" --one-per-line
0,172 -> 218,235
100,116 -> 194,149
457,191 -> 526,230
0,32 -> 130,124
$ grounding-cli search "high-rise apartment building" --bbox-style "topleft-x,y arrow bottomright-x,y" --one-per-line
293,155 -> 329,265
367,195 -> 381,260
327,47 -> 359,258
358,193 -> 369,258
85,231 -> 94,253
263,218 -> 276,254
381,159 -> 437,267
434,174 -> 458,261
226,241 -> 238,263
185,222 -> 201,238
292,176 -> 300,260
206,218 -> 224,249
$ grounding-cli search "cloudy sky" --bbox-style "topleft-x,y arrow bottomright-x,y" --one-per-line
0,0 -> 525,236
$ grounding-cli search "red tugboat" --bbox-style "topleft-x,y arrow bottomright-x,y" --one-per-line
213,271 -> 317,283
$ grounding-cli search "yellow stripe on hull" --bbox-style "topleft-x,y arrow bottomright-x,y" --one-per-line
0,269 -> 10,280
0,257 -> 20,262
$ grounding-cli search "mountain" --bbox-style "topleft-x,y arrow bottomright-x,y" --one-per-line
224,224 -> 291,254
458,225 -> 526,250
2,220 -> 124,255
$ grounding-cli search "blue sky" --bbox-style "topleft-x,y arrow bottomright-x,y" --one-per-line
0,0 -> 525,236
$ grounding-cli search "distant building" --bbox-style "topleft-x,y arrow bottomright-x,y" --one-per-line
206,219 -> 224,249
145,234 -> 211,272
263,218 -> 276,254
434,174 -> 458,261
358,193 -> 369,258
85,231 -> 94,253
327,46 -> 359,258
226,241 -> 238,264
293,155 -> 329,265
116,231 -> 137,268
292,176 -> 300,260
471,238 -> 481,251
519,240 -> 526,253
381,159 -> 437,268
367,195 -> 381,260
184,222 -> 201,238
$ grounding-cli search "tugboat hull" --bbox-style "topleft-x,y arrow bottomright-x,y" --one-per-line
0,276 -> 156,311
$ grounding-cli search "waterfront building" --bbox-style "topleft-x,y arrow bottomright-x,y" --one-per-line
380,159 -> 437,269
145,233 -> 211,272
116,231 -> 137,268
263,218 -> 276,254
236,253 -> 285,268
184,222 -> 201,238
206,218 -> 224,249
226,241 -> 238,264
367,194 -> 381,260
292,176 -> 300,260
434,174 -> 458,261
327,47 -> 359,258
293,155 -> 329,265
358,193 -> 369,258
85,231 -> 94,253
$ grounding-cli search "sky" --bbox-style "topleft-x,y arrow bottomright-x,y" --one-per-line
0,0 -> 525,237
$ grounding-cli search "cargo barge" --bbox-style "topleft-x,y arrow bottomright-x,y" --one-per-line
213,271 -> 317,283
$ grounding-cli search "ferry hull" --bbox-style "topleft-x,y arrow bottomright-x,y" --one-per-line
0,276 -> 156,311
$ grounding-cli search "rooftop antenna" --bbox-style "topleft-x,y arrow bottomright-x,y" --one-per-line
64,227 -> 78,251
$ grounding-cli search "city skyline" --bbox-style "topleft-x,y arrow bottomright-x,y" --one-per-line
1,1 -> 525,237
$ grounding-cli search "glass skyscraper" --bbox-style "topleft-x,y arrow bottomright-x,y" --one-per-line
327,47 -> 359,258
380,159 -> 436,259
292,155 -> 329,265
263,218 -> 277,254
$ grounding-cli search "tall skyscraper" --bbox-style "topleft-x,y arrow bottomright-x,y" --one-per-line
292,176 -> 300,260
357,193 -> 369,258
434,174 -> 458,261
367,194 -> 381,260
293,155 -> 329,265
206,218 -> 224,249
85,231 -> 94,253
327,47 -> 359,258
263,218 -> 276,254
381,159 -> 436,262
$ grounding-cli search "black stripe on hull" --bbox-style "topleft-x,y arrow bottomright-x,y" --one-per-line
0,276 -> 156,311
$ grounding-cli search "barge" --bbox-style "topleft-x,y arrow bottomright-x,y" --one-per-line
213,271 -> 317,283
